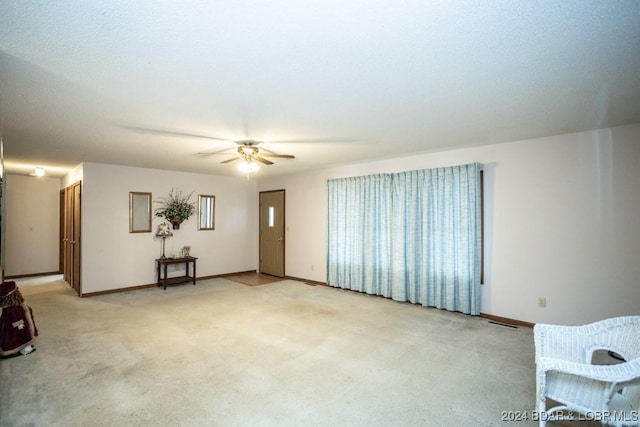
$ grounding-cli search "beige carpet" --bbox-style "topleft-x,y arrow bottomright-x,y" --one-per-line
1,276 -> 601,426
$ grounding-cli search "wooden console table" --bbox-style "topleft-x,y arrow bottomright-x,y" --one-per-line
156,257 -> 198,290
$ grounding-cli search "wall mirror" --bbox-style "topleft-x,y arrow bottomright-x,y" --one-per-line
129,192 -> 152,233
198,194 -> 215,230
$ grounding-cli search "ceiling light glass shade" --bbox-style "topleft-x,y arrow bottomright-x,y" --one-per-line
34,167 -> 45,177
237,160 -> 259,173
240,146 -> 256,155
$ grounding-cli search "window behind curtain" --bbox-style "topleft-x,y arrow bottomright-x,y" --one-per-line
327,163 -> 483,315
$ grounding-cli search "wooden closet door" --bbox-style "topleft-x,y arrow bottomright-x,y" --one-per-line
59,190 -> 65,273
71,182 -> 81,294
63,181 -> 81,295
63,187 -> 72,283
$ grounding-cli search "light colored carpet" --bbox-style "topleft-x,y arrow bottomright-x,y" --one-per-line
0,276 -> 599,426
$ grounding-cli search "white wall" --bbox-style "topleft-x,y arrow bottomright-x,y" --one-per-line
61,163 -> 83,188
257,123 -> 640,325
5,174 -> 61,276
78,162 -> 258,294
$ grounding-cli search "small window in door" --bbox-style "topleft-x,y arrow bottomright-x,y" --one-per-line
268,206 -> 275,228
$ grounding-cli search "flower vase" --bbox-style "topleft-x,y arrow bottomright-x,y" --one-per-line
170,217 -> 184,230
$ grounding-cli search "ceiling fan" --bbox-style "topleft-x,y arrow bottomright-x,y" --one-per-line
200,139 -> 295,167
121,124 -> 351,172
123,125 -> 298,170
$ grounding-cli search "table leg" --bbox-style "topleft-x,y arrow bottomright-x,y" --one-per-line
163,264 -> 168,290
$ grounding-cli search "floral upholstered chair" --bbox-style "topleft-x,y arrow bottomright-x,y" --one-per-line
534,316 -> 640,427
0,281 -> 38,357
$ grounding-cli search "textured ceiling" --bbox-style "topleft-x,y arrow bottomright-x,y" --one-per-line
1,1 -> 639,178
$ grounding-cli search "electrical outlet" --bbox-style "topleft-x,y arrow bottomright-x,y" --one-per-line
538,297 -> 547,308
310,264 -> 314,271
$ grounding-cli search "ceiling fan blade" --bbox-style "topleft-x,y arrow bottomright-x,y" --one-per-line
267,137 -> 356,144
254,156 -> 274,165
261,153 -> 295,159
256,146 -> 276,154
197,147 -> 237,156
221,157 -> 240,164
122,125 -> 234,142
257,146 -> 294,158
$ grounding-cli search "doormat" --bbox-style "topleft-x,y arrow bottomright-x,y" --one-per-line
224,273 -> 283,287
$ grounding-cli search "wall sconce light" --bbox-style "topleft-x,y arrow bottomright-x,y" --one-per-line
29,167 -> 45,177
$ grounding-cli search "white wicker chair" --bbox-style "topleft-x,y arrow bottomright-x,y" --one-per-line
534,316 -> 640,427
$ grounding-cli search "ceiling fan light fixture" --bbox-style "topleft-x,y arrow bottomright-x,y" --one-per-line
237,160 -> 259,174
239,145 -> 258,156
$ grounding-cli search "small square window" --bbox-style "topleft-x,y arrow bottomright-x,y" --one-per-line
268,206 -> 275,228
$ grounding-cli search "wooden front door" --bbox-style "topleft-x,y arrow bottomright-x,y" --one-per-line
259,190 -> 285,278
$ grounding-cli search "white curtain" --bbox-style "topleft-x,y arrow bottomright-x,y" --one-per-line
327,163 -> 483,315
326,174 -> 393,297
